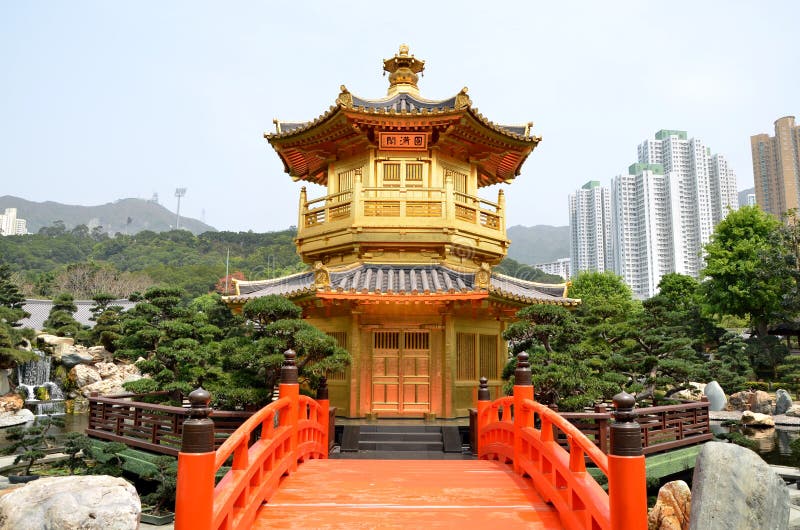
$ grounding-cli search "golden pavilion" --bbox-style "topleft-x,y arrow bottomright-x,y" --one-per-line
225,45 -> 578,418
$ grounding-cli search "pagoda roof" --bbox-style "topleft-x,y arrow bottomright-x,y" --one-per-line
267,47 -> 540,187
226,264 -> 578,307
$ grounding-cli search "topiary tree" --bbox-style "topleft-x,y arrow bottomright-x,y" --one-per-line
43,292 -> 82,337
221,295 -> 350,407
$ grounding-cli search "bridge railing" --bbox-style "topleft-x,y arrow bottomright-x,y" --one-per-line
174,350 -> 330,530
476,353 -> 647,530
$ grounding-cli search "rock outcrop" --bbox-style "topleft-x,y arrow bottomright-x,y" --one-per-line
703,381 -> 726,412
0,408 -> 35,428
729,390 -> 775,414
672,382 -> 706,401
776,389 -> 793,415
0,475 -> 140,530
648,480 -> 691,530
689,441 -> 789,529
741,410 -> 776,427
69,365 -> 102,388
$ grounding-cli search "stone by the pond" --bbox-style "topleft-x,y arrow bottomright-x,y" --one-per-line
69,364 -> 101,388
786,405 -> 800,418
0,408 -> 35,428
690,441 -> 788,530
648,480 -> 691,530
776,389 -> 793,415
703,381 -> 727,412
0,393 -> 23,413
729,390 -> 775,414
741,410 -> 776,427
0,475 -> 140,530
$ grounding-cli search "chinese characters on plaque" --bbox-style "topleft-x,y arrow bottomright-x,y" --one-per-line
379,133 -> 427,150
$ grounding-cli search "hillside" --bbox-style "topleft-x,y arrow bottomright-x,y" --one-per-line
506,225 -> 570,265
0,196 -> 215,235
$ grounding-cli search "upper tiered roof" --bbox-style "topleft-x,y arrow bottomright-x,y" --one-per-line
267,45 -> 541,187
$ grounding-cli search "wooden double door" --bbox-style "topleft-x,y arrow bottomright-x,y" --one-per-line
371,330 -> 431,415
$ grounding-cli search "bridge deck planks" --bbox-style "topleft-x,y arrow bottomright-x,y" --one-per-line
253,459 -> 564,529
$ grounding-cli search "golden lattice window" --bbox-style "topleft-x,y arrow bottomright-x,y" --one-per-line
406,163 -> 423,182
456,332 -> 499,381
383,163 -> 401,182
337,169 -> 355,192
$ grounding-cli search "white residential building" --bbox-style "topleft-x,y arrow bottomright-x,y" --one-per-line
0,208 -> 27,236
569,181 -> 613,277
612,130 -> 738,298
533,257 -> 571,280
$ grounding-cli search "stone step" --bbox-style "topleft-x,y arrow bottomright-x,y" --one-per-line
359,432 -> 442,442
358,440 -> 444,452
359,424 -> 442,433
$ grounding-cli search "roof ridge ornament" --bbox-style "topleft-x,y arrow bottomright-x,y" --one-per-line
336,85 -> 353,108
383,44 -> 425,97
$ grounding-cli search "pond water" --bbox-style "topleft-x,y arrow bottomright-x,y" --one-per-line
710,420 -> 800,467
0,413 -> 88,450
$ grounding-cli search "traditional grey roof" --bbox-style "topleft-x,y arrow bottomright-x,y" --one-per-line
351,93 -> 458,113
19,299 -> 136,331
489,273 -> 573,303
227,265 -> 578,306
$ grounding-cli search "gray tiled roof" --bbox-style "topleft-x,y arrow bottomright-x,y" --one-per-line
228,265 -> 578,306
19,299 -> 136,331
351,93 -> 458,113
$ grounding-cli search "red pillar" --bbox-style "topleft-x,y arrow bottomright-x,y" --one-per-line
513,352 -> 533,473
476,377 -> 490,456
279,350 -> 300,471
608,392 -> 647,530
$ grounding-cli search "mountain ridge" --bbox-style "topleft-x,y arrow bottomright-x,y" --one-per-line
0,196 -> 215,235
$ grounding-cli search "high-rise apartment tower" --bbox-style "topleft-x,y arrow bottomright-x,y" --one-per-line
751,116 -> 800,218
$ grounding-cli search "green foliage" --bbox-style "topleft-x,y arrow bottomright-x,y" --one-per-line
746,335 -> 789,380
702,206 -> 790,337
87,441 -> 128,477
141,456 -> 178,514
715,433 -> 758,452
0,416 -> 63,476
0,228 -> 305,299
43,292 -> 84,338
59,432 -> 92,475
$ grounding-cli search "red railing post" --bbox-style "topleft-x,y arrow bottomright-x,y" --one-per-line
175,388 -> 215,530
279,350 -> 300,471
476,377 -> 490,456
513,352 -> 533,474
316,376 -> 330,457
608,391 -> 647,530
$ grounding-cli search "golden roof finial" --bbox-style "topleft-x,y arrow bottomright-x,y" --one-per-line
383,44 -> 425,96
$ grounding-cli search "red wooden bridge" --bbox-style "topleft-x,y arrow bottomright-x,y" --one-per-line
174,352 -> 648,530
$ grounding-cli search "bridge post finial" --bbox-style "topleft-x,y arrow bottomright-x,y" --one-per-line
282,349 -> 298,384
181,387 -> 215,453
608,391 -> 648,530
478,376 -> 490,401
176,387 -> 215,530
514,352 -> 532,387
610,391 -> 641,456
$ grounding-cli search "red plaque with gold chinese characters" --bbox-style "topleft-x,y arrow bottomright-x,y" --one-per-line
379,132 -> 427,150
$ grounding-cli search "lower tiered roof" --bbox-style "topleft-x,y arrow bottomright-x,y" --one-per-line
226,264 -> 579,307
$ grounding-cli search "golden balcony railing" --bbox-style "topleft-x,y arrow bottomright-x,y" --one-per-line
299,187 -> 503,232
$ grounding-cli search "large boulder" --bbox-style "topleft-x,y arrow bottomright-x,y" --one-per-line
87,345 -> 113,363
0,475 -> 140,529
0,408 -> 35,428
648,480 -> 691,530
703,381 -> 727,412
60,347 -> 95,369
81,376 -> 139,397
786,405 -> 800,418
69,365 -> 102,388
0,393 -> 24,413
776,389 -> 793,415
690,441 -> 789,529
729,390 -> 775,414
741,410 -> 776,427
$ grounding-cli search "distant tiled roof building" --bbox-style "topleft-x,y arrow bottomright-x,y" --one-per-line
20,299 -> 135,331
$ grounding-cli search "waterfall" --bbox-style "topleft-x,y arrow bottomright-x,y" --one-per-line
16,349 -> 65,416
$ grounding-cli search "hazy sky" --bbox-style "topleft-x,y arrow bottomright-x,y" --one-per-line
1,1 -> 798,233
